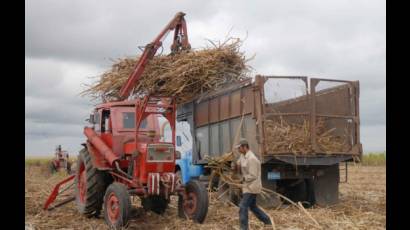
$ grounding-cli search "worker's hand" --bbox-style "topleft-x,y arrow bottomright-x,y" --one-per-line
231,162 -> 241,174
230,161 -> 236,171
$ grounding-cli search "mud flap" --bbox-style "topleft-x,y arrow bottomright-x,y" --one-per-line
313,164 -> 339,206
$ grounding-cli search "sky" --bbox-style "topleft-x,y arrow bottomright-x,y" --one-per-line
25,0 -> 386,156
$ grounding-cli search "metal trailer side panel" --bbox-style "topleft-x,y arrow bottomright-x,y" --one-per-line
177,80 -> 259,164
178,76 -> 361,165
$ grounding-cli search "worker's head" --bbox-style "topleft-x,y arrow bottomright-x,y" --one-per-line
235,138 -> 249,154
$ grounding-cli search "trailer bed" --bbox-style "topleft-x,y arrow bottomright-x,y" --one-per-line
177,75 -> 362,165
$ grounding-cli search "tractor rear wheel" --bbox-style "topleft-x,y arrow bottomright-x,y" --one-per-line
103,183 -> 131,229
74,148 -> 108,217
141,195 -> 168,214
178,180 -> 208,223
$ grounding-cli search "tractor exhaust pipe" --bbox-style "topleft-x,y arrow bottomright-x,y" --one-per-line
84,127 -> 119,166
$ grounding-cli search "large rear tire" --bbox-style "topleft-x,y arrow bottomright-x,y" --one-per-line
178,180 -> 208,223
103,183 -> 131,229
74,148 -> 108,217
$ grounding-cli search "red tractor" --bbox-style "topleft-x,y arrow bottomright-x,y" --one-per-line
44,12 -> 209,228
48,145 -> 72,174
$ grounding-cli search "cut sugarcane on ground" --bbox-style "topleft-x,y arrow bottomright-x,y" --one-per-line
25,162 -> 385,229
81,38 -> 251,104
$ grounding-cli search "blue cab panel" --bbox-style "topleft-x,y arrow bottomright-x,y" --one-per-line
176,150 -> 203,185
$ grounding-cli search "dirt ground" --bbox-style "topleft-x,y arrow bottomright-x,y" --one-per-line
25,165 -> 385,230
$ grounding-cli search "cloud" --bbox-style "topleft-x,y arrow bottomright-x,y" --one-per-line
25,57 -> 102,154
25,0 -> 219,66
25,0 -> 386,155
361,125 -> 386,152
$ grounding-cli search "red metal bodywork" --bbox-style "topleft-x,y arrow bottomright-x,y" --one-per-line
84,127 -> 119,166
85,96 -> 178,192
44,12 -> 190,211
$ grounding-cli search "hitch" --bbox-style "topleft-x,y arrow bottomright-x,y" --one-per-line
43,175 -> 75,210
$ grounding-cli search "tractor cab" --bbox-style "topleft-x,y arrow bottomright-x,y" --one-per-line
87,97 -> 175,158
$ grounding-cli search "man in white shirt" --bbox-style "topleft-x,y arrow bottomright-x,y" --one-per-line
234,138 -> 272,230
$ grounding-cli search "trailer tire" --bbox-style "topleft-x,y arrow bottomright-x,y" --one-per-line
103,183 -> 131,229
75,148 -> 108,217
280,179 -> 305,202
178,180 -> 208,223
141,195 -> 168,214
281,179 -> 315,208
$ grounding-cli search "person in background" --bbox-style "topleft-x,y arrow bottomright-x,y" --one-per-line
232,138 -> 272,230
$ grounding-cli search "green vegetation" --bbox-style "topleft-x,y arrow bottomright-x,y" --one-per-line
361,152 -> 386,166
25,152 -> 386,167
25,157 -> 52,166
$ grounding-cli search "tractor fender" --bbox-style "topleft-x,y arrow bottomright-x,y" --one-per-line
176,158 -> 190,185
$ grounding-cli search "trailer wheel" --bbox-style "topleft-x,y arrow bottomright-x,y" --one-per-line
281,179 -> 315,208
141,195 -> 168,214
75,148 -> 108,217
103,183 -> 131,229
178,180 -> 208,223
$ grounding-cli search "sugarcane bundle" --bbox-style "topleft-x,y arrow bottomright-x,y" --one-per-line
81,38 -> 251,104
264,117 -> 350,154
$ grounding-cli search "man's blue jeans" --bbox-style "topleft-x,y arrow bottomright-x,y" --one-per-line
239,193 -> 272,230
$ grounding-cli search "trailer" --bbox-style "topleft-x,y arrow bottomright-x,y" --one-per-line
176,75 -> 362,207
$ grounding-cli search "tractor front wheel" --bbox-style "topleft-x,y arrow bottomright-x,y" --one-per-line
103,183 -> 131,229
178,180 -> 208,223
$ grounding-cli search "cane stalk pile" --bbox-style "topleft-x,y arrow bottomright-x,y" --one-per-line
205,152 -> 321,229
81,38 -> 250,104
264,117 -> 350,154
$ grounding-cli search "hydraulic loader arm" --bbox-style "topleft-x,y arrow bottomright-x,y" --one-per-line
119,12 -> 191,99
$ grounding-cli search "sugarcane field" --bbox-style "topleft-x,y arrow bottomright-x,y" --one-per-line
26,1 -> 386,230
25,157 -> 386,229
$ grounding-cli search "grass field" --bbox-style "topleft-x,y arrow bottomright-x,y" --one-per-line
25,157 -> 52,166
360,152 -> 386,166
25,152 -> 386,166
25,157 -> 386,230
